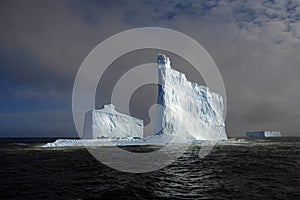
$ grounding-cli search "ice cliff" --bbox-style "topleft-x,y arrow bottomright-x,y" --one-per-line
83,104 -> 143,139
155,54 -> 227,141
43,54 -> 227,147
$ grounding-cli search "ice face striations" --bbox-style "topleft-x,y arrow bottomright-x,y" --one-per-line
83,104 -> 143,139
156,54 -> 227,141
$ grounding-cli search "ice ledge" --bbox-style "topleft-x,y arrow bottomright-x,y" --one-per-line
42,137 -> 228,147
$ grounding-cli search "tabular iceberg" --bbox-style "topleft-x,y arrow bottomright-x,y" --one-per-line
246,131 -> 281,137
153,54 -> 227,142
43,54 -> 227,147
83,104 -> 143,139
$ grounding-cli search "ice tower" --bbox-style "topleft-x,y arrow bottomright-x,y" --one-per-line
156,54 -> 227,140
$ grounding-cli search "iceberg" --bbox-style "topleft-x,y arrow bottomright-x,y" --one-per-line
43,54 -> 227,147
83,104 -> 143,139
246,131 -> 281,137
155,54 -> 227,142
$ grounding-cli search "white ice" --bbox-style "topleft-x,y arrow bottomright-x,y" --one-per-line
43,54 -> 227,147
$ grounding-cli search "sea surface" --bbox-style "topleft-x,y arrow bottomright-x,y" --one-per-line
0,137 -> 299,200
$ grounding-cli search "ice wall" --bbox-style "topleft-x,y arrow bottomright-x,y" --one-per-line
83,104 -> 143,139
156,54 -> 227,141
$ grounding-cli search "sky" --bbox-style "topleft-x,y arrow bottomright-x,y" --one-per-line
0,0 -> 300,137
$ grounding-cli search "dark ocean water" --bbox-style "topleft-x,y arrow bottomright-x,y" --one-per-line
0,137 -> 299,200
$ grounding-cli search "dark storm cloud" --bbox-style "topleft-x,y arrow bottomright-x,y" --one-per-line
0,110 -> 75,137
0,0 -> 300,137
0,46 -> 71,91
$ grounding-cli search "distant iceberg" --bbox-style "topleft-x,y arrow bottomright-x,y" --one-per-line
43,54 -> 227,147
246,131 -> 281,137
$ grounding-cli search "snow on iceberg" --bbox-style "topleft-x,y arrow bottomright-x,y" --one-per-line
155,54 -> 227,142
83,104 -> 143,139
43,54 -> 227,147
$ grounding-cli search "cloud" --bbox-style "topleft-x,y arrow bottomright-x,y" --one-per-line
0,110 -> 76,137
291,21 -> 300,38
